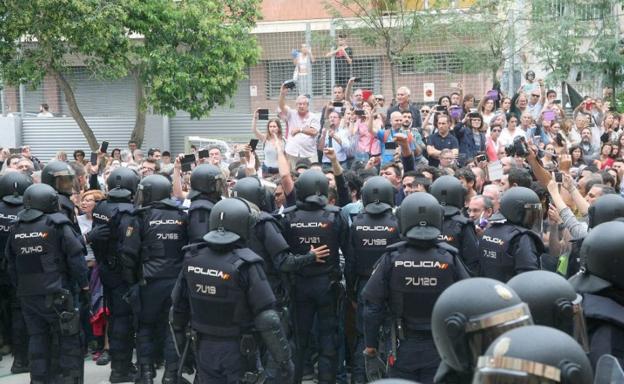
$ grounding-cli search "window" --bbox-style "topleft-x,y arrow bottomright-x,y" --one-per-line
399,52 -> 462,74
265,57 -> 381,98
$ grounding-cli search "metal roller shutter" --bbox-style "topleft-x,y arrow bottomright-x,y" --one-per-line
169,77 -> 253,155
22,117 -> 150,162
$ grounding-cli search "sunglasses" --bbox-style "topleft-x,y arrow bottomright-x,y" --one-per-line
491,129 -> 501,132
421,109 -> 430,113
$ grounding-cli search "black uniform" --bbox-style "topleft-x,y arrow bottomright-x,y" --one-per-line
172,244 -> 277,382
363,241 -> 469,382
187,198 -> 215,244
478,219 -> 543,282
439,213 -> 479,274
7,207 -> 88,383
91,198 -> 136,377
346,210 -> 400,383
0,200 -> 29,370
569,220 -> 624,370
280,203 -> 349,383
121,199 -> 188,379
171,197 -> 294,383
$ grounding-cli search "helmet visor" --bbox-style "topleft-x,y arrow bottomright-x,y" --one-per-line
567,294 -> 590,353
466,303 -> 533,366
522,203 -> 543,232
135,185 -> 146,207
55,175 -> 74,195
472,356 -> 561,384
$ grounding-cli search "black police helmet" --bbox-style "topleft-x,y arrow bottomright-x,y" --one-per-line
587,194 -> 624,229
361,176 -> 395,214
499,187 -> 541,228
136,174 -> 172,206
0,172 -> 33,205
188,164 -> 225,200
41,161 -> 75,196
508,271 -> 588,351
431,278 -> 532,374
570,220 -> 624,293
232,177 -> 266,209
20,183 -> 59,221
396,192 -> 443,241
204,198 -> 256,246
474,326 -> 593,384
295,170 -> 328,206
430,175 -> 465,216
107,167 -> 140,200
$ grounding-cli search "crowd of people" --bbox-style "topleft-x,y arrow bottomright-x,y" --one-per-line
0,69 -> 622,384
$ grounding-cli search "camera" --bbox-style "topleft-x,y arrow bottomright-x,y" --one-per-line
504,136 -> 529,157
283,80 -> 296,89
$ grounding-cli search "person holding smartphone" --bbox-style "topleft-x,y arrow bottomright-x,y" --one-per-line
374,111 -> 416,165
252,108 -> 284,175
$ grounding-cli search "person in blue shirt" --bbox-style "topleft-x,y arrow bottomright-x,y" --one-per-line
376,111 -> 416,165
427,113 -> 459,167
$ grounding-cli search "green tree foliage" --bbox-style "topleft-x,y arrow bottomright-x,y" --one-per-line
0,0 -> 129,150
324,0 -> 446,93
0,0 -> 260,149
445,0 -> 522,85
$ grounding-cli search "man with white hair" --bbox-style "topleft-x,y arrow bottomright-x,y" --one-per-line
482,184 -> 501,213
385,86 -> 422,130
279,84 -> 320,169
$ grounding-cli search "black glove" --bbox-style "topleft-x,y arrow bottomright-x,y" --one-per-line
85,225 -> 110,243
279,360 -> 294,383
79,289 -> 91,314
364,351 -> 386,381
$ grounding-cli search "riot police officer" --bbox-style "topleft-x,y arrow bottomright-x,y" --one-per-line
89,167 -> 140,383
431,278 -> 534,383
187,164 -> 226,243
6,183 -> 88,384
569,220 -> 624,369
279,169 -> 349,384
560,194 -> 624,278
345,176 -> 401,384
362,192 -> 469,382
473,326 -> 593,384
0,172 -> 32,373
41,161 -> 79,230
170,198 -> 294,383
233,176 -> 329,382
430,175 -> 479,274
478,186 -> 544,281
120,175 -> 189,384
508,270 -> 589,350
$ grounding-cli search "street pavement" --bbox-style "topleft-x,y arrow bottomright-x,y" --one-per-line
0,353 -> 317,383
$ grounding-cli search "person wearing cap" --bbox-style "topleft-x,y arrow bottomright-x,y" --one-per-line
385,86 -> 422,130
361,192 -> 469,382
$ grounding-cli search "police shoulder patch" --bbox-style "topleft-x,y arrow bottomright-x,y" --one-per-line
125,226 -> 134,237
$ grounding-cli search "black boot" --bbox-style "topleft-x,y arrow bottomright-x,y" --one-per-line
10,354 -> 30,374
136,364 -> 155,384
110,360 -> 136,383
161,367 -> 191,384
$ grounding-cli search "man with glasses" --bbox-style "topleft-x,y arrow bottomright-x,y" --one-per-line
527,78 -> 545,120
385,86 -> 422,130
140,159 -> 158,178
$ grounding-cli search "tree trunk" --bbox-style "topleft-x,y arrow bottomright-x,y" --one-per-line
130,68 -> 146,148
53,69 -> 99,150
